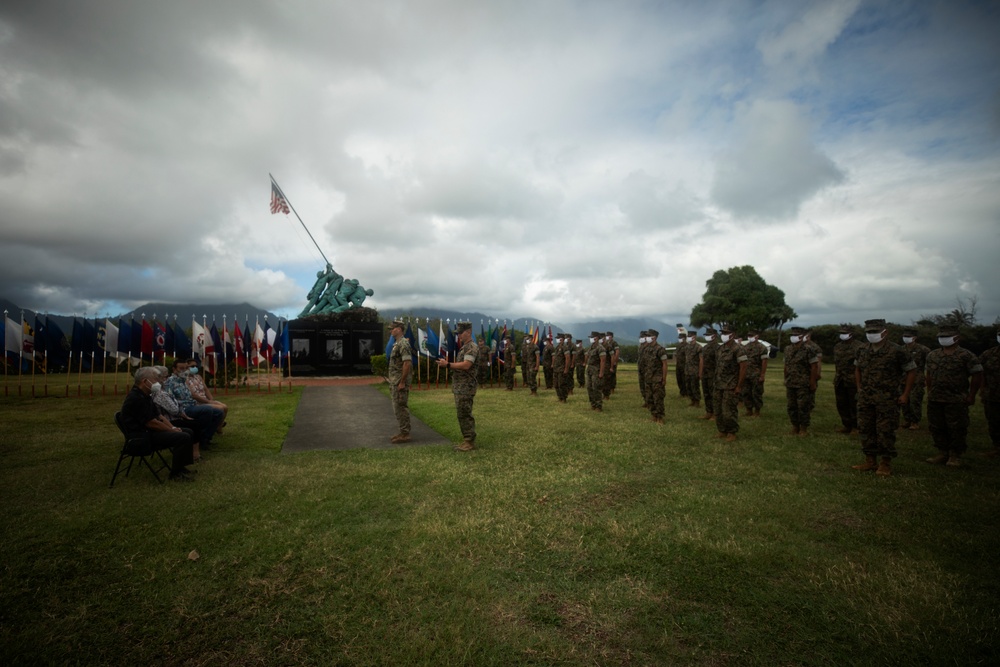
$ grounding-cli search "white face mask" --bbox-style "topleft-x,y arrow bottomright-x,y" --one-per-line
720,334 -> 731,343
866,331 -> 884,344
839,334 -> 852,341
150,382 -> 162,394
704,335 -> 715,342
749,336 -> 758,342
589,337 -> 596,344
688,337 -> 697,343
789,335 -> 801,344
938,336 -> 956,347
902,336 -> 915,344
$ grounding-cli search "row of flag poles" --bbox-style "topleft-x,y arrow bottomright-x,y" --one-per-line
385,317 -> 555,389
1,310 -> 293,397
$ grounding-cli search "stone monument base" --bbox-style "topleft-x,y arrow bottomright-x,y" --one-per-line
288,308 -> 382,376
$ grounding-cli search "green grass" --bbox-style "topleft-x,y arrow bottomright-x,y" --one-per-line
1,366 -> 998,665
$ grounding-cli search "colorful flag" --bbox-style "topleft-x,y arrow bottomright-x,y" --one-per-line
129,317 -> 142,362
384,335 -> 394,359
253,319 -> 265,366
21,319 -> 35,356
206,322 -> 221,375
45,317 -> 70,369
263,319 -> 275,362
141,318 -> 154,359
270,180 -> 290,214
426,326 -> 440,359
173,319 -> 192,359
192,318 -> 207,361
153,321 -> 167,359
404,322 -> 417,365
234,320 -> 247,368
242,317 -> 252,366
117,318 -> 131,359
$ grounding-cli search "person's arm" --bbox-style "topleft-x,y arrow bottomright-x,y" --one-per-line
899,368 -> 916,405
736,360 -> 747,394
399,359 -> 412,389
809,361 -> 820,392
760,355 -> 768,379
969,372 -> 983,405
660,356 -> 668,387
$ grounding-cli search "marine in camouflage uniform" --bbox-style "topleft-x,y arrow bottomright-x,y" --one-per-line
637,331 -> 650,409
674,326 -> 688,398
713,326 -> 748,440
851,319 -> 917,476
436,322 -> 479,451
526,338 -> 541,395
645,330 -> 669,422
602,332 -> 620,399
585,331 -> 607,411
521,335 -> 532,387
833,325 -> 864,434
741,331 -> 768,416
784,326 -> 820,435
574,340 -> 586,388
900,329 -> 930,429
552,334 -> 566,401
980,328 -> 1000,456
386,321 -> 413,443
699,328 -> 720,419
477,338 -> 491,385
924,328 -> 982,466
541,338 -> 554,389
561,335 -> 575,400
684,332 -> 701,407
503,335 -> 516,390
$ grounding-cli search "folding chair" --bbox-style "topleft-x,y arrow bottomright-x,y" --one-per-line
110,411 -> 170,487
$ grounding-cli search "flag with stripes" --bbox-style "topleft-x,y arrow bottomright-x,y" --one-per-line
270,180 -> 290,214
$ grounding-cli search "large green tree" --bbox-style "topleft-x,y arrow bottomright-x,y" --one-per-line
690,266 -> 797,334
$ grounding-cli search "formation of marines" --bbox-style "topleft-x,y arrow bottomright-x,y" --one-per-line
416,319 -> 999,473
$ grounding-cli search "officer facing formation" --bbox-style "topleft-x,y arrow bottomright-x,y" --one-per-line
784,326 -> 821,436
541,337 -> 554,389
503,334 -> 516,390
585,331 -> 607,411
924,327 -> 982,467
554,334 -> 573,403
852,319 -> 917,476
386,320 -> 413,444
900,328 -> 931,430
833,324 -> 864,434
637,331 -> 650,408
713,325 -> 748,441
980,327 -> 1000,456
574,340 -> 586,388
520,334 -> 533,388
602,332 -> 620,399
741,330 -> 768,417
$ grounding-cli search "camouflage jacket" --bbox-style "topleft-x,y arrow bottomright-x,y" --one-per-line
980,345 -> 1000,402
714,341 -> 748,390
926,346 -> 983,403
521,339 -> 533,364
644,343 -> 668,381
503,342 -> 516,368
855,342 -> 915,403
742,340 -> 768,379
605,341 -> 620,370
674,339 -> 687,370
833,339 -> 864,384
542,344 -> 553,368
784,342 -> 820,388
586,342 -> 606,370
387,336 -> 413,385
637,343 -> 650,375
904,342 -> 931,372
452,340 -> 479,396
701,339 -> 721,377
684,342 -> 701,374
574,346 -> 586,367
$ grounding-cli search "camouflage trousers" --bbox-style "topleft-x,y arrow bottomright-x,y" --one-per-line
714,385 -> 740,435
927,401 -> 969,455
648,377 -> 665,419
701,375 -> 716,415
676,365 -> 687,397
985,401 -> 1000,447
834,380 -> 858,430
553,369 -> 566,400
527,367 -> 538,391
453,393 -> 477,443
638,369 -> 647,404
858,398 -> 898,458
586,368 -> 603,409
543,366 -> 553,389
505,366 -> 516,390
390,385 -> 411,435
685,372 -> 701,402
900,382 -> 925,425
521,362 -> 529,387
602,369 -> 616,398
576,365 -> 585,388
786,386 -> 815,428
563,368 -> 574,398
742,377 -> 764,412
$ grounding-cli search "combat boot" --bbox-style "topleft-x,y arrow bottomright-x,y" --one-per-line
946,454 -> 962,467
852,455 -> 877,471
925,452 -> 949,465
689,399 -> 700,408
724,433 -> 737,442
875,457 -> 892,477
389,433 -> 404,443
454,441 -> 476,452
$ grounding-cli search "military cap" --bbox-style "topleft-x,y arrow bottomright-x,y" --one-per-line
748,329 -> 760,336
606,331 -> 614,337
902,328 -> 917,336
639,330 -> 648,337
864,319 -> 887,331
704,327 -> 717,335
719,325 -> 733,334
387,319 -> 405,330
790,326 -> 807,335
455,321 -> 472,334
839,323 -> 853,334
590,331 -> 602,338
648,328 -> 659,337
938,326 -> 959,336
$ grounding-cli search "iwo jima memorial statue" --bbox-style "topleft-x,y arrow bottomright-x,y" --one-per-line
271,174 -> 382,375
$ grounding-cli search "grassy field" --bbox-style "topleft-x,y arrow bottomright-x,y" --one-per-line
1,366 -> 998,665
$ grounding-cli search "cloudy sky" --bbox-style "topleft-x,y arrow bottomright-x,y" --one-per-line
1,0 -> 998,327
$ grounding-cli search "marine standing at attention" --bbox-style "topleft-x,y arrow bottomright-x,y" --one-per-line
436,321 -> 479,452
713,325 -> 748,442
585,331 -> 607,412
675,325 -> 689,399
784,326 -> 821,436
900,328 -> 931,430
684,331 -> 702,408
386,320 -> 413,443
833,324 -> 864,434
924,327 -> 982,467
741,330 -> 768,417
699,328 -> 720,421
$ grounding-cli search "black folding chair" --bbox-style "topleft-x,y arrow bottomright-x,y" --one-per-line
110,411 -> 170,487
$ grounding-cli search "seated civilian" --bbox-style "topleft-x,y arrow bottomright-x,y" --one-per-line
152,366 -> 213,462
165,359 -> 224,450
120,367 -> 196,482
185,359 -> 229,435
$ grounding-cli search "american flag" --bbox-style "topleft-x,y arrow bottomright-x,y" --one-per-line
270,181 -> 290,214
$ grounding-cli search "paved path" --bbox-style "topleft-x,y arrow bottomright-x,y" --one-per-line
282,385 -> 450,452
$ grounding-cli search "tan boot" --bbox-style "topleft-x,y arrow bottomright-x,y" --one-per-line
454,441 -> 476,452
394,434 -> 411,444
724,433 -> 737,442
946,454 -> 962,467
389,433 -> 404,443
789,426 -> 800,436
875,457 -> 892,476
925,452 -> 949,465
852,455 -> 877,471
798,428 -> 810,437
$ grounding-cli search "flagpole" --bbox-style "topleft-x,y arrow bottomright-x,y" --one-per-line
223,315 -> 229,395
3,310 -> 8,397
29,315 -> 37,398
269,173 -> 331,266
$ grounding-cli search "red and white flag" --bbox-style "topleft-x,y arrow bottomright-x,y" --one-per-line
270,180 -> 290,215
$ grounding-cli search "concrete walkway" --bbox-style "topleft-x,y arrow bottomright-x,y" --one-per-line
282,385 -> 450,452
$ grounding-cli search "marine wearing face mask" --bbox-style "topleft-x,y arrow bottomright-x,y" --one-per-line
924,328 -> 983,467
